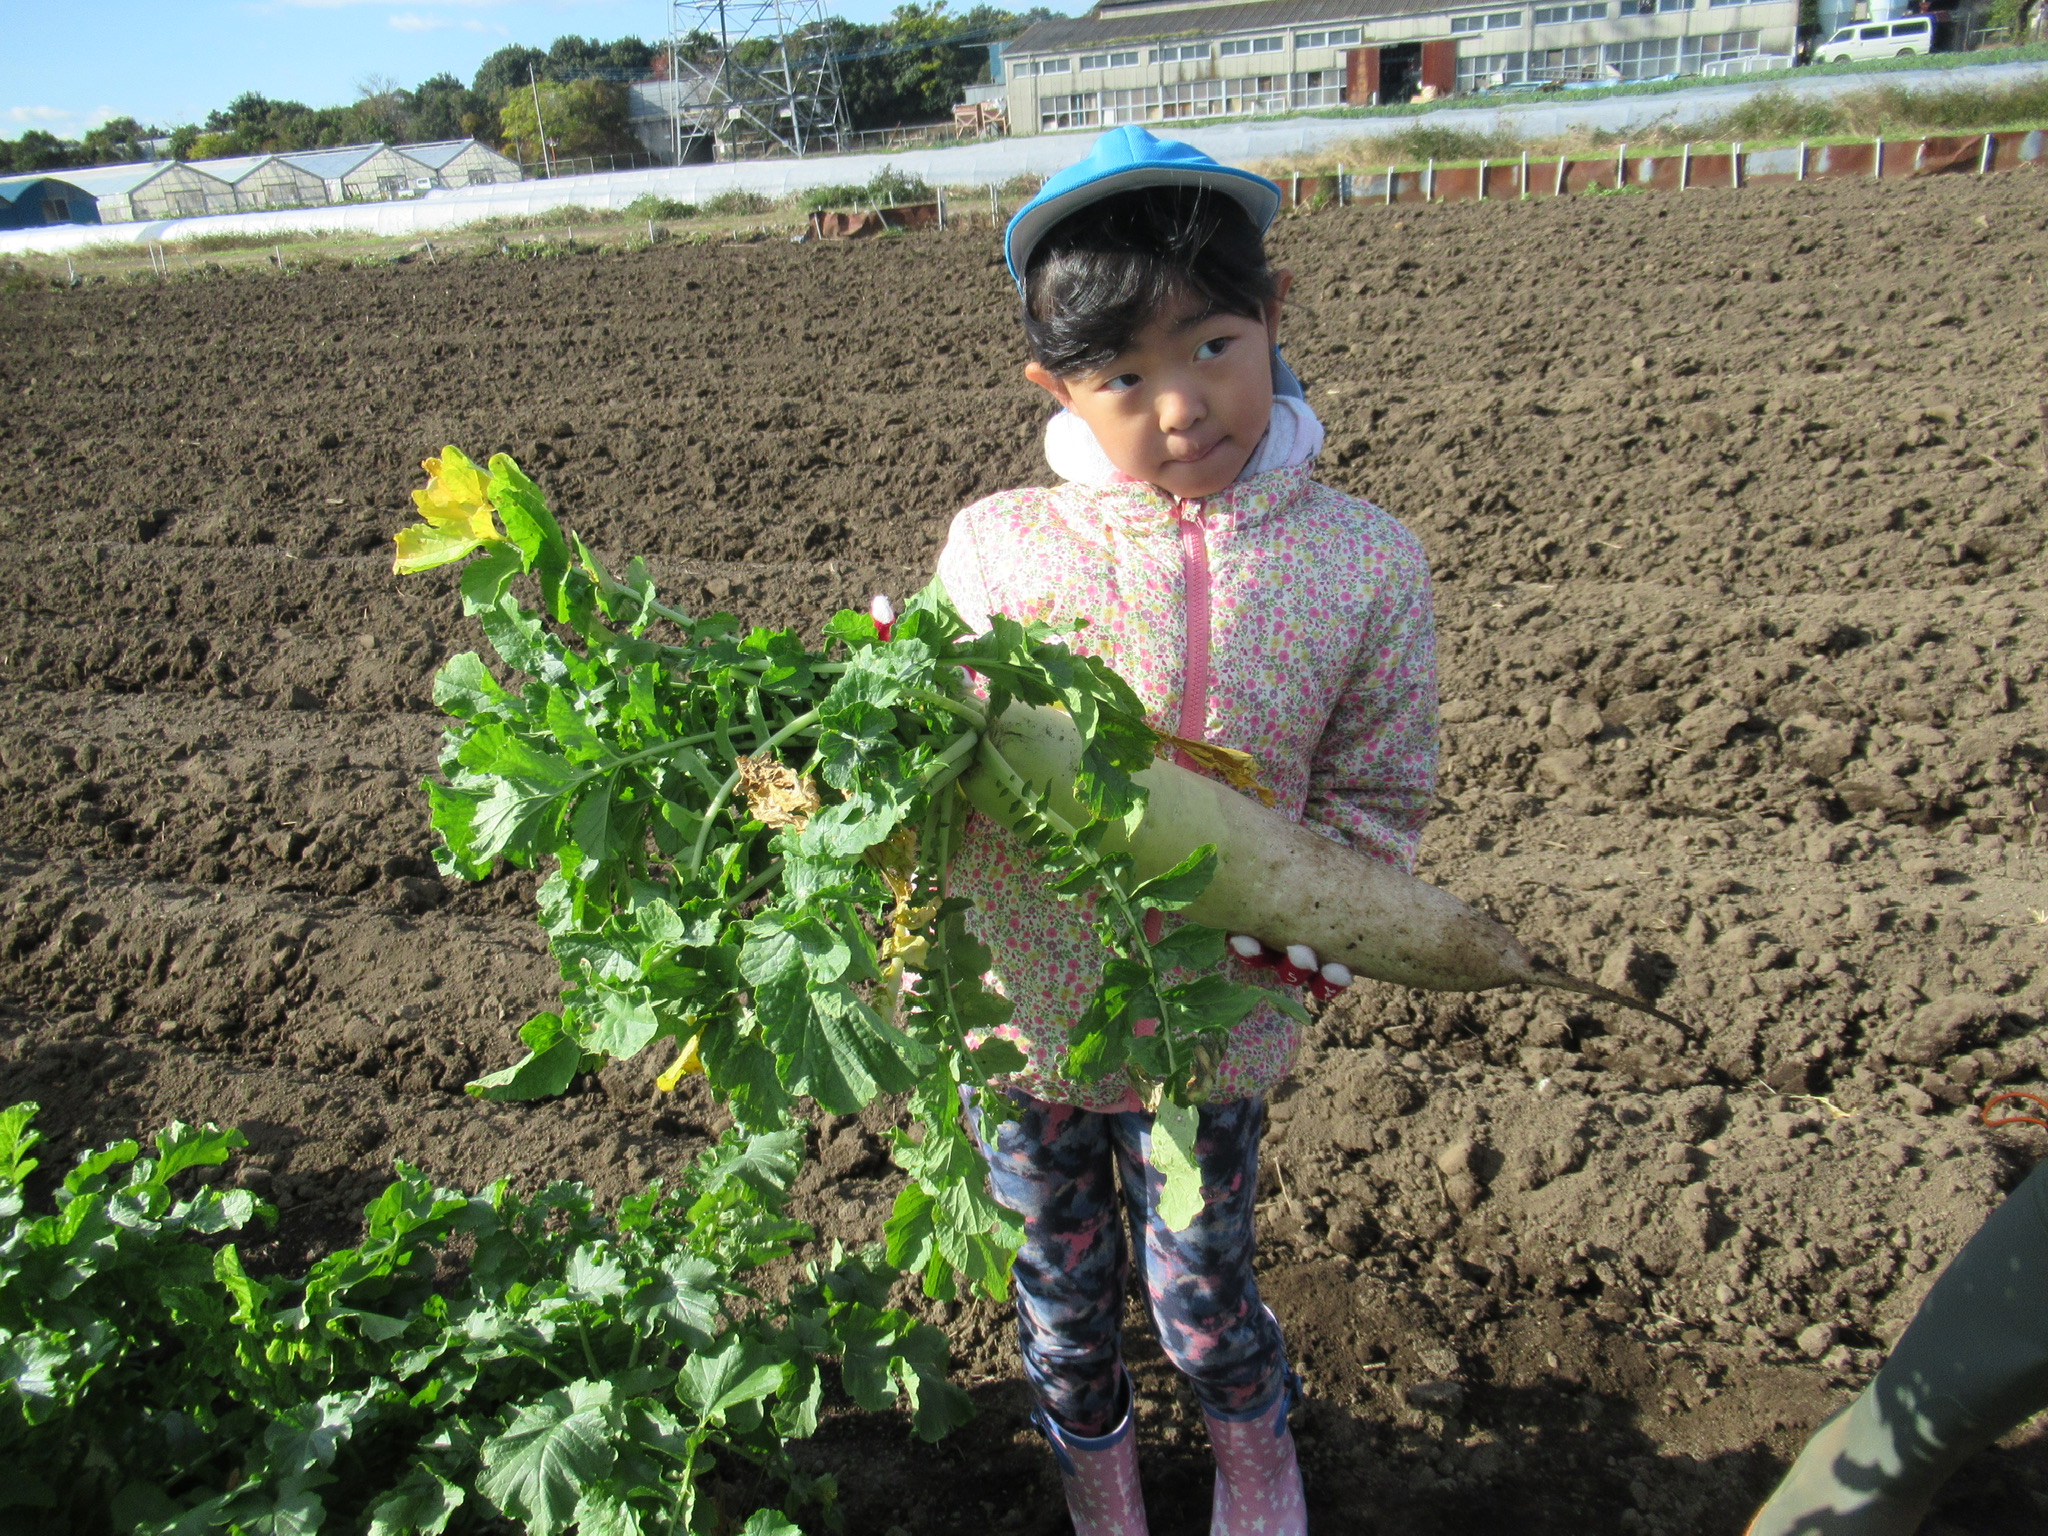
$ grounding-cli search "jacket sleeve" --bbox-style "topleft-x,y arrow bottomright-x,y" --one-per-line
1301,521 -> 1439,873
934,503 -> 995,634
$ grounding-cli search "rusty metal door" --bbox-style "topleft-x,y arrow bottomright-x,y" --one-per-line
1421,39 -> 1457,94
1345,47 -> 1382,106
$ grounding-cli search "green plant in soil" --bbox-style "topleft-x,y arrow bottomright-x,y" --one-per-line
0,1100 -> 962,1533
395,446 -> 1296,1295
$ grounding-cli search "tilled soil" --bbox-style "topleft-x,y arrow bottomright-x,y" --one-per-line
1,165 -> 2044,1535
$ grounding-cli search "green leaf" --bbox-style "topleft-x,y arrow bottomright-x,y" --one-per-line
675,1338 -> 789,1425
434,652 -> 516,721
150,1119 -> 245,1183
479,1379 -> 619,1536
739,1514 -> 802,1536
585,993 -> 660,1060
0,1101 -> 41,1185
1147,923 -> 1227,972
459,540 -> 525,615
1129,845 -> 1218,912
967,1038 -> 1028,1078
565,1244 -> 629,1303
569,779 -> 615,864
1151,1100 -> 1206,1233
468,1035 -> 584,1101
366,1464 -> 466,1536
427,780 -> 495,882
545,687 -> 609,765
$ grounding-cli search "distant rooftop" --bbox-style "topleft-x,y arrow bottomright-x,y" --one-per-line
277,144 -> 395,179
1011,0 -> 1433,50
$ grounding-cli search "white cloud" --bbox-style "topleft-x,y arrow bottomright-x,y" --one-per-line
5,104 -> 123,134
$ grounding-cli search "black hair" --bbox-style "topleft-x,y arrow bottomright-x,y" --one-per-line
1021,184 -> 1278,378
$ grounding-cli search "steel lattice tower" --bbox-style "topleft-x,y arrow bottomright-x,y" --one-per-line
669,0 -> 849,159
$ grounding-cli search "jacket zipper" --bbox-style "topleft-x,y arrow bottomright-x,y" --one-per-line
1175,499 -> 1213,745
1145,499 -> 1214,954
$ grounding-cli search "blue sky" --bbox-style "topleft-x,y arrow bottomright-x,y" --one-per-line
2,0 -> 1076,139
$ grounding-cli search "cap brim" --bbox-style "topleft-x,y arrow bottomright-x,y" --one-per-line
1006,163 -> 1282,287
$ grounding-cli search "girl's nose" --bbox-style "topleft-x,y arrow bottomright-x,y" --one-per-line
1157,387 -> 1204,434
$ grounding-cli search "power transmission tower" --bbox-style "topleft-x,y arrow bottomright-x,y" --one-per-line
668,0 -> 848,160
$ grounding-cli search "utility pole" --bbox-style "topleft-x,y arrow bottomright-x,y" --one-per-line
527,63 -> 554,177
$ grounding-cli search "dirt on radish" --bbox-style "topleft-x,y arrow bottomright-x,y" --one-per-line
1,162 -> 2045,1535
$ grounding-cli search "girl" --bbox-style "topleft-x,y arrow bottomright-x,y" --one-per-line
936,126 -> 1439,1536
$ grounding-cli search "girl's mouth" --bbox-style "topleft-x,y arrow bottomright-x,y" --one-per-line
1168,437 -> 1224,465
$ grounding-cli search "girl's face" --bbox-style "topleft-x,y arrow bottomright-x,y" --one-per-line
1026,271 -> 1292,502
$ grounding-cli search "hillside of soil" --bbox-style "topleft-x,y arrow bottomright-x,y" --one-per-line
0,162 -> 2043,1535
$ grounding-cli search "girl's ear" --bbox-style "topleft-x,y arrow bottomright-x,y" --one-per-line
1024,360 -> 1074,408
1264,268 -> 1295,343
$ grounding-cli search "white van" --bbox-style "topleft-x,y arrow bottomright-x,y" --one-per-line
1816,14 -> 1937,62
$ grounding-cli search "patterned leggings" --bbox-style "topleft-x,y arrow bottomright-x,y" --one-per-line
967,1090 -> 1284,1437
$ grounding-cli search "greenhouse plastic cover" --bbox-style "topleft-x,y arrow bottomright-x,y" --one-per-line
4,58 -> 2044,257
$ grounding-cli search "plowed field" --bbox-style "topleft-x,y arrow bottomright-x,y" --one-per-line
2,163 -> 2044,1534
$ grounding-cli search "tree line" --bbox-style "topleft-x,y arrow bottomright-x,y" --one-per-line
0,5 -> 1050,178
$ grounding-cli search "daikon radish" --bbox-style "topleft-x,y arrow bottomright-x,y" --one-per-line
962,702 -> 1680,1025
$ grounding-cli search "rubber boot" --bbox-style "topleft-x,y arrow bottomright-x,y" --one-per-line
1204,1370 -> 1307,1536
1035,1379 -> 1150,1536
1747,1160 -> 2048,1536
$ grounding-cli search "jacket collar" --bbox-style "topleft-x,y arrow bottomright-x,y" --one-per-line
1064,460 -> 1318,534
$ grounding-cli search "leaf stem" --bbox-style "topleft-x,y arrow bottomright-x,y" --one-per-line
903,689 -> 986,730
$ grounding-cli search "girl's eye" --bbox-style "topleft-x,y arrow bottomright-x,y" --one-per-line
1101,373 -> 1141,393
1195,337 -> 1232,361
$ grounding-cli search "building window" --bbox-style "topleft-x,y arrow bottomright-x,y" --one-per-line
1041,91 -> 1100,129
1079,50 -> 1139,70
1606,34 -> 1682,73
1294,27 -> 1362,47
1220,34 -> 1285,55
1531,3 -> 1606,20
1151,42 -> 1210,60
1682,27 -> 1761,61
1454,9 -> 1524,28
1290,69 -> 1347,105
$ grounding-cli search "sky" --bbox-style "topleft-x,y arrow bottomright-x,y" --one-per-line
0,0 -> 1081,140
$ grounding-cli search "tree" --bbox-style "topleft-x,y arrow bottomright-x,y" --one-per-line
497,78 -> 636,163
76,117 -> 155,167
0,130 -> 71,175
407,73 -> 485,141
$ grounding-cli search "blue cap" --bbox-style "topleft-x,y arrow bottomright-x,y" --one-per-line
1004,125 -> 1282,291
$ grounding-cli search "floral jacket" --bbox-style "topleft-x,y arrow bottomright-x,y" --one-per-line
935,460 -> 1439,1110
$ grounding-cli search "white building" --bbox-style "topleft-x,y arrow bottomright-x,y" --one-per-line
1001,0 -> 1796,133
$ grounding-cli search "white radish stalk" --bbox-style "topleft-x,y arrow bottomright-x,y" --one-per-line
962,703 -> 1681,1025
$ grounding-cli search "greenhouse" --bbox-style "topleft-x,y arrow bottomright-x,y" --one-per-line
53,161 -> 235,222
189,153 -> 331,212
0,175 -> 98,228
280,144 -> 431,202
399,139 -> 521,189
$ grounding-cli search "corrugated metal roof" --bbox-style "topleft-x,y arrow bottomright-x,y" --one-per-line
1011,0 -> 1436,51
278,144 -> 390,179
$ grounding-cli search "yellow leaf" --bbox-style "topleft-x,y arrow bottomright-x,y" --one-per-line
394,523 -> 495,575
393,445 -> 505,574
1154,733 -> 1276,807
655,1034 -> 704,1092
734,756 -> 823,831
